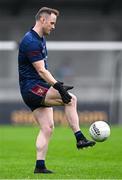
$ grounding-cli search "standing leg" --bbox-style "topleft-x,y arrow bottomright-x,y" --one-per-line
33,107 -> 54,173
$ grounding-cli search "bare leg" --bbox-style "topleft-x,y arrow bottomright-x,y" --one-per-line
33,107 -> 54,160
64,94 -> 80,133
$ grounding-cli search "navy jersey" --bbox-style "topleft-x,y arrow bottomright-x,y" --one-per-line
18,29 -> 49,92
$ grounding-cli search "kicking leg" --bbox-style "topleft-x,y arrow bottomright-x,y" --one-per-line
64,94 -> 80,132
64,94 -> 96,149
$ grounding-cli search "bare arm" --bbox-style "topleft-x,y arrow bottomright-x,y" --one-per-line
32,60 -> 57,85
33,60 -> 72,104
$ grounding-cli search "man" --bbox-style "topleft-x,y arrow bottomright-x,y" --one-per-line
18,7 -> 95,174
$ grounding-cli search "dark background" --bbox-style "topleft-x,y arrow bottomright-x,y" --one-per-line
0,0 -> 122,124
0,0 -> 122,41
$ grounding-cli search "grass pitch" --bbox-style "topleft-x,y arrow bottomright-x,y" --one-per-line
0,125 -> 122,179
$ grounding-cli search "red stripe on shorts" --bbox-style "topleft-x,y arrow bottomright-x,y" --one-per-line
31,85 -> 48,97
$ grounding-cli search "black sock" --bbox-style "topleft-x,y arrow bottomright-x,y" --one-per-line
74,131 -> 86,142
36,160 -> 46,169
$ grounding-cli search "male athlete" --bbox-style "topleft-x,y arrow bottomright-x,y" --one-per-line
18,7 -> 95,174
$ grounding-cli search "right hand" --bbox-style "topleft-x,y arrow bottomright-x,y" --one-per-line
57,81 -> 74,91
53,82 -> 72,104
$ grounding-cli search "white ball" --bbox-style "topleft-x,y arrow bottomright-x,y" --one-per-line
89,121 -> 110,142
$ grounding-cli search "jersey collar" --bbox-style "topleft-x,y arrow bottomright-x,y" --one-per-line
30,28 -> 43,40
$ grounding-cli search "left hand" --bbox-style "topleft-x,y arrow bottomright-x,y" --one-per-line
63,85 -> 74,91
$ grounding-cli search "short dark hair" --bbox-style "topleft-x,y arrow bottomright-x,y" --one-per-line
35,7 -> 59,21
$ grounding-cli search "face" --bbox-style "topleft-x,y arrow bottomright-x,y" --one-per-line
41,13 -> 57,35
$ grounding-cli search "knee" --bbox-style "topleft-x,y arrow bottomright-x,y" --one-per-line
42,124 -> 54,137
47,124 -> 54,135
70,94 -> 77,106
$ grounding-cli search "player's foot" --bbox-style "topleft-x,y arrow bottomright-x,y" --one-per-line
77,139 -> 96,149
34,167 -> 53,174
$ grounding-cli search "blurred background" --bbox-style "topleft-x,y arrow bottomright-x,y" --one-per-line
1,0 -> 122,125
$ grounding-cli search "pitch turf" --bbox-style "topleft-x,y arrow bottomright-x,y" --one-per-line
0,125 -> 122,179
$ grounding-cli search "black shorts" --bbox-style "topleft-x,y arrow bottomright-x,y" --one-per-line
21,84 -> 51,111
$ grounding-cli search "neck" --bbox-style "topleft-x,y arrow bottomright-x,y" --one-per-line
33,23 -> 43,37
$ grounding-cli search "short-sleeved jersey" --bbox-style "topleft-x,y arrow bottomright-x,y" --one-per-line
18,29 -> 49,93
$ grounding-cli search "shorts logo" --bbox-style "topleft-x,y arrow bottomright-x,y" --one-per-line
37,88 -> 43,94
30,85 -> 48,97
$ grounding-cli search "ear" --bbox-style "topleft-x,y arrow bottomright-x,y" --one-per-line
40,16 -> 45,24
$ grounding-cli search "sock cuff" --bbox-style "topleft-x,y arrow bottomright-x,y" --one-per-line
74,130 -> 86,141
36,160 -> 45,168
74,131 -> 82,135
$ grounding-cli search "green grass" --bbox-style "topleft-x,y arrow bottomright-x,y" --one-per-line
0,125 -> 122,179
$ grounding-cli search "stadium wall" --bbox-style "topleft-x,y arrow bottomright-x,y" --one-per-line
0,41 -> 122,125
0,101 -> 110,125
